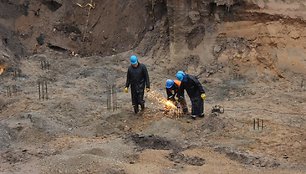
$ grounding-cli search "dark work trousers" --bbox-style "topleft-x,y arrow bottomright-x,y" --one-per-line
177,98 -> 188,113
190,96 -> 204,116
131,84 -> 145,110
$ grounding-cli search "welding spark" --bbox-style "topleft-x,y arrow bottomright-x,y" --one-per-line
146,90 -> 176,109
165,100 -> 176,109
0,65 -> 5,75
146,90 -> 183,118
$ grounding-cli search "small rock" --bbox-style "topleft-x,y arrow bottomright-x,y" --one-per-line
214,45 -> 222,54
148,26 -> 154,31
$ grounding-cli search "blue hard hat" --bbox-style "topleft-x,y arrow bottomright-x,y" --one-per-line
130,55 -> 138,65
166,79 -> 174,89
176,71 -> 185,81
177,71 -> 185,76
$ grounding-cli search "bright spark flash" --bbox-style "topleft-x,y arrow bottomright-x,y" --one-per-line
146,90 -> 177,109
165,100 -> 177,109
0,65 -> 5,75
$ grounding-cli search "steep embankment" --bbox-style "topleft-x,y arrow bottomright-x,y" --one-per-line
4,0 -> 155,56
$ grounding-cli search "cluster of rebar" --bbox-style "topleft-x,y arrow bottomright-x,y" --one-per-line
40,60 -> 50,70
38,58 -> 51,100
38,78 -> 48,100
253,118 -> 264,130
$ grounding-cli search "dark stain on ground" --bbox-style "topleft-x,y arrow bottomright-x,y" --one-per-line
41,0 -> 62,12
167,152 -> 205,166
214,146 -> 280,168
128,134 -> 181,151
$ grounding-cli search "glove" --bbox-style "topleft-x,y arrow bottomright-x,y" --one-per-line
201,93 -> 206,100
124,87 -> 128,93
168,95 -> 174,100
146,88 -> 150,92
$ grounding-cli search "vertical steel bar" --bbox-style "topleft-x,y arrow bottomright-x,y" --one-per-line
253,118 -> 256,130
45,80 -> 48,99
257,118 -> 260,130
42,80 -> 45,99
111,84 -> 113,111
12,85 -> 15,96
38,81 -> 41,99
107,85 -> 110,110
113,85 -> 117,111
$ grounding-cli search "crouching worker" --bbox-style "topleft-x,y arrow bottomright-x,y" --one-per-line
125,55 -> 150,114
165,79 -> 188,113
176,71 -> 206,119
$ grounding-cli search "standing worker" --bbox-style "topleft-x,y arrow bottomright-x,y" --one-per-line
125,55 -> 150,114
165,79 -> 188,113
176,71 -> 206,119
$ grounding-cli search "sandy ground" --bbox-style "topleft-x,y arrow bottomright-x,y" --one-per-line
0,49 -> 305,173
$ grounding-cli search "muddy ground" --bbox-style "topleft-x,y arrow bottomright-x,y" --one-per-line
0,0 -> 306,174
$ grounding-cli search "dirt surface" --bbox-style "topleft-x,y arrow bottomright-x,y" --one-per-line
1,0 -> 306,174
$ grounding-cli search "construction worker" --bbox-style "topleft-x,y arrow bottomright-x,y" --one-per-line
125,55 -> 150,114
165,79 -> 188,113
176,71 -> 206,119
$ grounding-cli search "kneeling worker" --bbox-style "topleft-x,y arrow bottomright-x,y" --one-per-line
165,79 -> 188,113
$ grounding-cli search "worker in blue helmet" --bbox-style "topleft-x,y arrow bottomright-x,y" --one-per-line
125,55 -> 150,114
176,71 -> 206,119
165,79 -> 188,113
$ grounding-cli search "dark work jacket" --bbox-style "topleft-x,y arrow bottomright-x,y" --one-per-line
178,74 -> 205,99
125,63 -> 150,90
166,84 -> 179,100
166,80 -> 181,100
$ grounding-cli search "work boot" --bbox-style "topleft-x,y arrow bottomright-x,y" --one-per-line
140,103 -> 145,111
133,105 -> 139,114
183,108 -> 188,114
199,113 -> 205,118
